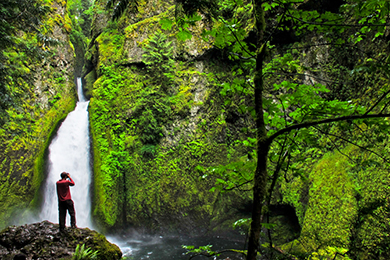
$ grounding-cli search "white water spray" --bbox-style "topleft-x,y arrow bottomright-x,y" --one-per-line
40,78 -> 93,228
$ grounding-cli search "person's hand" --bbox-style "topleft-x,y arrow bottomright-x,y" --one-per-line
67,173 -> 70,178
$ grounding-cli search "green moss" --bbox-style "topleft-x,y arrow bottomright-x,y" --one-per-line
84,69 -> 97,98
0,0 -> 77,227
301,150 -> 356,248
96,29 -> 126,66
88,62 -> 252,231
89,231 -> 122,259
279,143 -> 390,259
86,0 -> 254,233
0,84 -> 76,228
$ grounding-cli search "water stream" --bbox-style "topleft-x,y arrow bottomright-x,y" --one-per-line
38,78 -> 246,259
39,77 -> 93,228
111,234 -> 246,260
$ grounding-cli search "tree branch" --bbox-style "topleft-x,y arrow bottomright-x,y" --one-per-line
313,126 -> 358,163
223,180 -> 252,191
273,246 -> 299,260
364,89 -> 390,115
313,125 -> 389,163
352,122 -> 385,150
380,99 -> 390,114
286,14 -> 390,27
268,113 -> 390,144
219,17 -> 255,58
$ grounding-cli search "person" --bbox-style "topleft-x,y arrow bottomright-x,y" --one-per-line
13,254 -> 26,260
56,171 -> 76,231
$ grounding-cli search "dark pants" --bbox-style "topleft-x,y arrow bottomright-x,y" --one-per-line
58,199 -> 76,230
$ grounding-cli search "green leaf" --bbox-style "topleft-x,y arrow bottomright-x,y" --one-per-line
261,222 -> 277,229
159,18 -> 174,30
176,29 -> 192,41
233,218 -> 251,228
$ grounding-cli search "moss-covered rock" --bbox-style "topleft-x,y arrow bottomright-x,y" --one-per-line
0,0 -> 77,228
0,221 -> 122,260
86,0 -> 254,233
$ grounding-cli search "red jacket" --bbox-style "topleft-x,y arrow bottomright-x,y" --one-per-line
56,178 -> 75,201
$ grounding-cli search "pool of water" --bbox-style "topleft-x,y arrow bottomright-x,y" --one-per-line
108,234 -> 247,260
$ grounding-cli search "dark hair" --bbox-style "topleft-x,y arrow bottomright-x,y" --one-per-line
13,254 -> 27,260
60,172 -> 68,179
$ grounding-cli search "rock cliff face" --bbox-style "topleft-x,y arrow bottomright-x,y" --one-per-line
82,0 -> 390,258
85,0 -> 254,232
0,221 -> 122,260
0,0 -> 77,228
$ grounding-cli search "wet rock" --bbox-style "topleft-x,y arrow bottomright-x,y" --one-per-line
0,221 -> 122,260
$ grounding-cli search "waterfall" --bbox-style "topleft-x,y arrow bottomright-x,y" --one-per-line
39,78 -> 93,228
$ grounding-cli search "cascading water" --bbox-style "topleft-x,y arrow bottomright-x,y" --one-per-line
39,78 -> 93,228
37,78 -> 245,259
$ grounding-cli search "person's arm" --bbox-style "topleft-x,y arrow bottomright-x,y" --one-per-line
67,173 -> 75,186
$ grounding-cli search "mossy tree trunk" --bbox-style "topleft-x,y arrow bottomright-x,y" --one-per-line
247,1 -> 269,259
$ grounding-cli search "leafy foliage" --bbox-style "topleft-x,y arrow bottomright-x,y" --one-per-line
88,8 -> 255,229
168,0 -> 390,259
106,0 -> 139,20
89,0 -> 390,258
142,31 -> 175,89
130,31 -> 176,147
0,0 -> 52,123
72,244 -> 99,260
68,0 -> 93,38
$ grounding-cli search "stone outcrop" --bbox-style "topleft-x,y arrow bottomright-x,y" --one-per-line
0,221 -> 122,260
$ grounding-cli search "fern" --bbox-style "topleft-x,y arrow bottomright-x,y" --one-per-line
140,144 -> 157,158
72,244 -> 99,260
142,31 -> 175,90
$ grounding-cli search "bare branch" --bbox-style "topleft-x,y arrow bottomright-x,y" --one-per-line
380,99 -> 390,114
364,89 -> 390,115
313,126 -> 358,163
219,17 -> 254,58
352,122 -> 384,150
313,125 -> 389,163
268,113 -> 390,144
286,14 -> 390,27
223,180 -> 252,191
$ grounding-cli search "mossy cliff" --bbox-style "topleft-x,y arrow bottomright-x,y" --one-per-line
0,0 -> 77,228
270,29 -> 390,258
85,0 -> 254,233
84,1 -> 390,257
276,142 -> 390,259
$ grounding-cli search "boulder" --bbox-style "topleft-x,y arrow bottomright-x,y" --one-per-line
0,221 -> 122,260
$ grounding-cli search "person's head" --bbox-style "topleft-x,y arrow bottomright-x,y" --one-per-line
60,172 -> 68,179
13,254 -> 26,260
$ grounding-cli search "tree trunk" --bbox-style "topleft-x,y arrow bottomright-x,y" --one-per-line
247,141 -> 269,259
247,1 -> 269,259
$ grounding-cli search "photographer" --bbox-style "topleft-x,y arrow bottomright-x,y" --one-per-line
56,172 -> 76,231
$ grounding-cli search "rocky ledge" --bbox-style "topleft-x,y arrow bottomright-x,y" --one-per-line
0,221 -> 122,260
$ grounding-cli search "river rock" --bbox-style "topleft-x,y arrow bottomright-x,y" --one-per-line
0,221 -> 122,260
